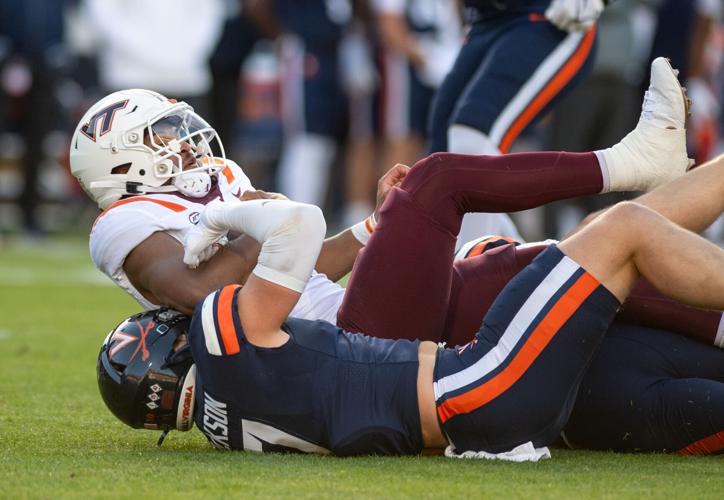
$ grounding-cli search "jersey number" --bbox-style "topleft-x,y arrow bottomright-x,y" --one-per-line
241,419 -> 331,454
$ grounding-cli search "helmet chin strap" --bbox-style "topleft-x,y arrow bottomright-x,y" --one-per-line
173,171 -> 212,197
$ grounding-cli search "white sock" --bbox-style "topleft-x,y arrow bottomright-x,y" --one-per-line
448,124 -> 501,155
593,150 -> 612,193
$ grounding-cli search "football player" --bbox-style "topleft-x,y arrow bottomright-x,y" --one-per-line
95,59 -> 724,457
428,0 -> 607,246
71,88 -> 367,324
70,63 -> 720,349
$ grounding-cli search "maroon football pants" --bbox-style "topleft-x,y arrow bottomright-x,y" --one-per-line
336,151 -> 722,347
337,151 -> 603,342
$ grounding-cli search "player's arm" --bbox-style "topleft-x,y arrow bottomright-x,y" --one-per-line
236,187 -> 359,281
315,164 -> 410,281
184,199 -> 326,346
124,232 -> 261,316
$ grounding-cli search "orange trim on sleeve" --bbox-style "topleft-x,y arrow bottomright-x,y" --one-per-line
678,431 -> 724,455
437,272 -> 600,424
216,285 -> 242,355
498,26 -> 597,154
221,166 -> 236,184
92,196 -> 187,228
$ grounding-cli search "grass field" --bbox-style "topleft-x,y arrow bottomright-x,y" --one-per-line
1,236 -> 722,499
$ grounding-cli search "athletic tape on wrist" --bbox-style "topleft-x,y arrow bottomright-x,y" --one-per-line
350,213 -> 377,245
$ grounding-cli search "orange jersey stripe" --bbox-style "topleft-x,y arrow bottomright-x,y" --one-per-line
217,285 -> 242,355
498,26 -> 597,153
678,431 -> 724,455
93,196 -> 187,228
437,272 -> 599,423
222,166 -> 236,184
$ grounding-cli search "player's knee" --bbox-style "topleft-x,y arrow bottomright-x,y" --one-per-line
608,201 -> 654,222
401,152 -> 450,190
599,202 -> 655,239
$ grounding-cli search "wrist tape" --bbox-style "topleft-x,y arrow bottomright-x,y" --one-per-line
350,213 -> 377,246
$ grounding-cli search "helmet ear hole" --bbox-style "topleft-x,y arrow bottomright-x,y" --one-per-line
109,360 -> 125,374
111,163 -> 132,175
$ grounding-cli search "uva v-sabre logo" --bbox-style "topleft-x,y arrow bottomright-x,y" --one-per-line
80,100 -> 128,142
109,319 -> 154,362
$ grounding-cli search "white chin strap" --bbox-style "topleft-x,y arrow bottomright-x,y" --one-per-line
173,172 -> 212,198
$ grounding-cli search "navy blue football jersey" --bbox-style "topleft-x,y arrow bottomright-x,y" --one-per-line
189,285 -> 424,456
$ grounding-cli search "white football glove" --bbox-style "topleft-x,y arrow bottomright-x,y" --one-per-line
545,0 -> 605,32
183,199 -> 231,269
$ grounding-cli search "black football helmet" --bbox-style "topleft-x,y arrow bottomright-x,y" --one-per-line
97,309 -> 197,434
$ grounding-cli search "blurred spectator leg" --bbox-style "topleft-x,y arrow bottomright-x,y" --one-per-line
209,12 -> 261,150
19,60 -> 54,235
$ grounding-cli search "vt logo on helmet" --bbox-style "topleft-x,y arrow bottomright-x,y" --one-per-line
70,89 -> 226,209
79,100 -> 129,142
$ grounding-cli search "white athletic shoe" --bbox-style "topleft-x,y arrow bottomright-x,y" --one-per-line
599,57 -> 692,192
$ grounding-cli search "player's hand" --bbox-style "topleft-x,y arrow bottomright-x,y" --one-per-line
374,163 -> 410,221
239,189 -> 288,202
545,0 -> 604,32
183,200 -> 229,269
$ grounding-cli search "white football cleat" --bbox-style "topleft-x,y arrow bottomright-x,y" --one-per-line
598,57 -> 692,192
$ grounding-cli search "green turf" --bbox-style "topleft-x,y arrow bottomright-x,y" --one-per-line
1,237 -> 722,499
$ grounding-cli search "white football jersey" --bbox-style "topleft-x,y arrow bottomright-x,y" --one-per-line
89,159 -> 345,324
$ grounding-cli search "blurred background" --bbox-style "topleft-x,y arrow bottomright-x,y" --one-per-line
0,0 -> 722,244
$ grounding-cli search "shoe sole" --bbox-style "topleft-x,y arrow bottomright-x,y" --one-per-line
662,57 -> 692,130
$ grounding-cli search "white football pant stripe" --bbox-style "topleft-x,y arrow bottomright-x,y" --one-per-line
433,256 -> 580,400
488,31 -> 586,147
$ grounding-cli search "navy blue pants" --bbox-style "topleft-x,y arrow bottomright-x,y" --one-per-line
428,15 -> 597,153
434,246 -> 620,453
564,324 -> 724,454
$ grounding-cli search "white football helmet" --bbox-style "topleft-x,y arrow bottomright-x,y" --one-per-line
70,89 -> 226,209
